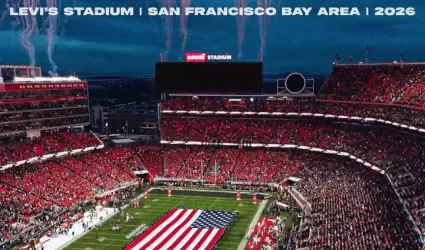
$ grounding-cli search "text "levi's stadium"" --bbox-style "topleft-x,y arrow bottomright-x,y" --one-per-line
185,52 -> 232,62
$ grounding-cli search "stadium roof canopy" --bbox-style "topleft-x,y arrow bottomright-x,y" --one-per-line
112,138 -> 135,144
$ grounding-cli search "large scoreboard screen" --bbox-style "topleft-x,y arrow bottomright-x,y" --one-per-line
155,62 -> 263,93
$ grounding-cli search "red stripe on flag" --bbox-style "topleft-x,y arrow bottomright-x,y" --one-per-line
165,227 -> 192,250
126,209 -> 230,250
138,209 -> 188,249
124,208 -> 178,250
179,228 -> 203,250
152,210 -> 198,250
193,228 -> 214,250
204,228 -> 225,250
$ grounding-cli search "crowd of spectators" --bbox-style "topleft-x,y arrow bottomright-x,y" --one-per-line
161,99 -> 425,128
288,154 -> 423,249
127,144 -> 425,246
1,68 -> 425,249
0,99 -> 88,113
0,131 -> 100,166
161,117 -> 425,230
0,142 -> 424,249
0,99 -> 89,134
163,96 -> 425,240
135,146 -> 163,176
0,133 -> 147,245
319,64 -> 425,107
0,116 -> 89,134
0,108 -> 88,123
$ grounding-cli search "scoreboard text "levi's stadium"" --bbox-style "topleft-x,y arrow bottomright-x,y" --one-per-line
184,52 -> 232,63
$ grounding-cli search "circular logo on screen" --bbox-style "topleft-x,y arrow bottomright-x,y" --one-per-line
285,73 -> 306,94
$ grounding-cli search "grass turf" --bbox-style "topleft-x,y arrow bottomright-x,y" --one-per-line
64,193 -> 260,250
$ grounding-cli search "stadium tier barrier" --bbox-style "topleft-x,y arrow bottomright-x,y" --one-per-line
315,99 -> 425,111
133,170 -> 149,175
97,180 -> 139,198
160,140 -> 385,174
287,187 -> 311,212
0,144 -> 105,171
161,110 -> 425,133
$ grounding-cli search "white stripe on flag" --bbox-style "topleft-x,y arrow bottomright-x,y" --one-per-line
145,209 -> 195,250
173,228 -> 199,250
131,209 -> 184,250
198,228 -> 220,250
186,229 -> 209,250
159,210 -> 203,250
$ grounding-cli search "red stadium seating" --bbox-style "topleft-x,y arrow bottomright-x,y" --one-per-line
289,155 -> 423,249
161,99 -> 425,128
159,116 -> 425,237
0,135 -> 141,243
319,64 -> 425,107
0,132 -> 100,166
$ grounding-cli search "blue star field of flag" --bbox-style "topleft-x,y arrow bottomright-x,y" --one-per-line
190,210 -> 237,229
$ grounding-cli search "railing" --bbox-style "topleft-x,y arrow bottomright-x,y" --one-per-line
90,130 -> 103,145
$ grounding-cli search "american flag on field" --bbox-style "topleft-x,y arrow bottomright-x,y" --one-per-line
124,208 -> 237,250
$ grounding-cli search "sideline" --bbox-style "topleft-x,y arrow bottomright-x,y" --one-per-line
237,199 -> 268,250
57,188 -> 154,250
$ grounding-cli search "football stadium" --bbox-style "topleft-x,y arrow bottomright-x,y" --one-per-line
1,0 -> 425,250
1,61 -> 425,250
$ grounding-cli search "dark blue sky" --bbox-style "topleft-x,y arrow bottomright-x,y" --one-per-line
0,0 -> 424,76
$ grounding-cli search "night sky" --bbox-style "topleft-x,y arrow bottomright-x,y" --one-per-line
0,0 -> 424,76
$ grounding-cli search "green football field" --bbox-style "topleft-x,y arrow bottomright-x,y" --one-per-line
63,193 -> 261,250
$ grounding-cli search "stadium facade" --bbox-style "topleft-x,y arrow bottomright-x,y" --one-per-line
0,65 -> 89,138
